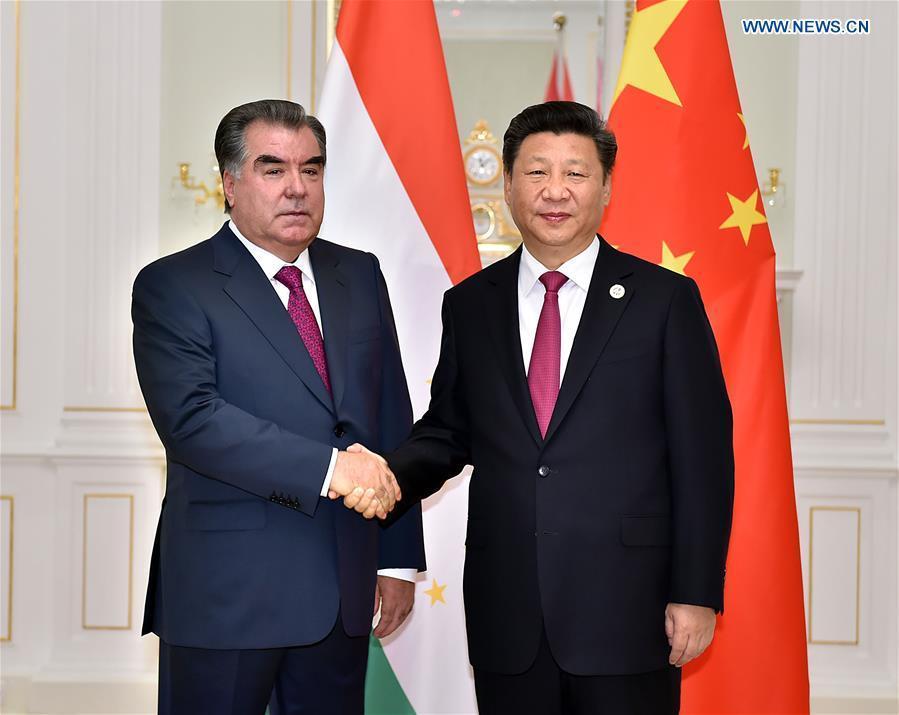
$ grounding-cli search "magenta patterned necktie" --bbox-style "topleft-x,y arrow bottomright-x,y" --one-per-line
528,271 -> 569,437
275,266 -> 331,394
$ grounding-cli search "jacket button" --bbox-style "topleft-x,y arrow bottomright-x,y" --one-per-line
333,424 -> 346,438
537,465 -> 550,478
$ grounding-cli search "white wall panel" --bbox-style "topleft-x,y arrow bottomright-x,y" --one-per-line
788,7 -> 898,703
790,0 -> 898,470
82,495 -> 133,631
61,1 -> 161,412
1,496 -> 13,642
797,471 -> 898,702
0,0 -> 20,410
808,506 -> 860,645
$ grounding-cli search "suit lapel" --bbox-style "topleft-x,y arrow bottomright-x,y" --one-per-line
543,237 -> 635,444
486,248 -> 543,447
309,240 -> 350,411
213,227 -> 335,413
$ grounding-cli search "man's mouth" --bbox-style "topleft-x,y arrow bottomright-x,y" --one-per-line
539,212 -> 570,224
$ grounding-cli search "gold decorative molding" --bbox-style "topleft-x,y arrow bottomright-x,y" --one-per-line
464,120 -> 499,147
64,406 -> 146,413
807,506 -> 861,646
1,0 -> 21,411
1,496 -> 14,642
82,494 -> 134,631
326,0 -> 340,58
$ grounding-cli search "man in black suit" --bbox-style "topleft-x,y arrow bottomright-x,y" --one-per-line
349,101 -> 733,714
132,100 -> 424,714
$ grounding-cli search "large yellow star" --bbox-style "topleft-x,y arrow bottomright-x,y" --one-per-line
659,241 -> 694,275
423,579 -> 447,606
718,189 -> 767,245
737,113 -> 749,150
612,0 -> 688,110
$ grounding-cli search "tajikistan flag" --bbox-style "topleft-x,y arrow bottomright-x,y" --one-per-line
318,1 -> 483,712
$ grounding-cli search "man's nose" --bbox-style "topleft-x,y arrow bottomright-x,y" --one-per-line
284,171 -> 307,198
542,173 -> 569,201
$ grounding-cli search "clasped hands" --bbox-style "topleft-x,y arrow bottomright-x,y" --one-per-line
328,443 -> 400,520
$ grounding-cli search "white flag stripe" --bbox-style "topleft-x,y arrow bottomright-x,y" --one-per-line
319,43 -> 450,414
319,40 -> 478,714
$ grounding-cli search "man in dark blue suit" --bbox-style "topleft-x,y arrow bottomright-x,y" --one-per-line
132,100 -> 425,714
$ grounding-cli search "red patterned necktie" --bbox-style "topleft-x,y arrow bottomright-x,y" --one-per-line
275,266 -> 331,394
528,271 -> 569,437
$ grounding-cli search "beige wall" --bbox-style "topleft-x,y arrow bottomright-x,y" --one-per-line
159,1 -> 288,257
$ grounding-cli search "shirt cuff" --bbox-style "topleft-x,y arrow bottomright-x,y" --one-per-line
377,568 -> 418,582
319,448 -> 339,497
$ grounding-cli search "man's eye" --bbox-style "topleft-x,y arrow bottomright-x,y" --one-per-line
266,168 -> 283,175
303,168 -> 320,176
527,170 -> 546,176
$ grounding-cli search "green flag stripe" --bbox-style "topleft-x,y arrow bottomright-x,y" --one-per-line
365,635 -> 416,714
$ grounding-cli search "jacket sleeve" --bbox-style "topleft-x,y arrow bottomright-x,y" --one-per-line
368,255 -> 426,571
663,277 -> 735,612
132,262 -> 333,516
387,291 -> 472,509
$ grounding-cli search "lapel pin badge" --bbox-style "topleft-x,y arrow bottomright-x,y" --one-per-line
609,284 -> 625,300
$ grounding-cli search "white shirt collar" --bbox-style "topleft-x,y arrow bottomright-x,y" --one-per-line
519,235 -> 600,296
228,219 -> 315,285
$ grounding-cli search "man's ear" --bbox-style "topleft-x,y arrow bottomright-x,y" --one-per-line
223,170 -> 236,210
503,171 -> 512,206
602,176 -> 612,206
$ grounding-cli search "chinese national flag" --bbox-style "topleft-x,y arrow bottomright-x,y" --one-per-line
601,1 -> 810,713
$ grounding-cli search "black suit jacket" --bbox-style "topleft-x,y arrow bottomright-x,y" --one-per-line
132,223 -> 425,649
389,238 -> 733,676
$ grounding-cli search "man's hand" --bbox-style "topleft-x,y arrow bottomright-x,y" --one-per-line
373,575 -> 415,638
328,444 -> 401,520
665,603 -> 716,667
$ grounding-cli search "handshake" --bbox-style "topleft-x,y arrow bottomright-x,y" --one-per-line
328,443 -> 401,520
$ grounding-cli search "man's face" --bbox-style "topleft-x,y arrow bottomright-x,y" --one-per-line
223,122 -> 325,261
504,131 -> 610,262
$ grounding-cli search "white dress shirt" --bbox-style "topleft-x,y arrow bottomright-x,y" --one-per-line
229,221 -> 415,583
518,236 -> 600,381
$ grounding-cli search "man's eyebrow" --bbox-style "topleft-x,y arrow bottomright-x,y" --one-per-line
523,155 -> 588,166
254,154 -> 285,166
252,154 -> 324,167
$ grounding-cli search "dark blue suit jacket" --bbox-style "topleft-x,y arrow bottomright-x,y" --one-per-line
132,223 -> 425,649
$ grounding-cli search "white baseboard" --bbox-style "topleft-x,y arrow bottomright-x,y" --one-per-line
1,676 -> 156,714
812,696 -> 899,714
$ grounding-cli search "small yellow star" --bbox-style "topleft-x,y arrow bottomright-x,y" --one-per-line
658,242 -> 695,275
423,579 -> 447,606
737,113 -> 749,150
612,0 -> 688,110
719,189 -> 767,245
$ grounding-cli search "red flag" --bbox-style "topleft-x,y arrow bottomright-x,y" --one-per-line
544,21 -> 574,102
601,1 -> 809,713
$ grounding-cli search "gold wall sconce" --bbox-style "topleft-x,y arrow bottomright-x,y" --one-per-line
175,162 -> 225,210
762,168 -> 786,209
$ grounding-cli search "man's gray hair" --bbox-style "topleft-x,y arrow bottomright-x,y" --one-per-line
214,99 -> 327,214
